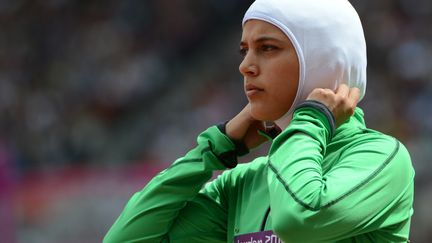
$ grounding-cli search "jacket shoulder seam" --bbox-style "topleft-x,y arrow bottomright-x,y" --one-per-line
268,138 -> 400,211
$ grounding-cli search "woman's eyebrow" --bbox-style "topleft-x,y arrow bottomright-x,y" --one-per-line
240,36 -> 284,46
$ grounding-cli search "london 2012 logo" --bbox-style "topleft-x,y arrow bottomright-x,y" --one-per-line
234,230 -> 284,243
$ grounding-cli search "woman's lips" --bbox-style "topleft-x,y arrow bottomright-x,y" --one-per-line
245,83 -> 264,97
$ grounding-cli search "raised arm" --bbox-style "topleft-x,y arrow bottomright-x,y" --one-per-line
103,126 -> 238,243
266,86 -> 414,242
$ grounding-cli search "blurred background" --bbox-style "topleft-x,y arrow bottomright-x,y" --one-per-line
0,0 -> 431,242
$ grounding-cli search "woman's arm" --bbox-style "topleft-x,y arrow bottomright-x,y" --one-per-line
266,104 -> 414,242
103,126 -> 237,243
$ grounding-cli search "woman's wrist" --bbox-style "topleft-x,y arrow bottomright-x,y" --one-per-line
217,121 -> 249,156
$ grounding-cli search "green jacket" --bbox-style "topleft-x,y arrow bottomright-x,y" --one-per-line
104,106 -> 414,242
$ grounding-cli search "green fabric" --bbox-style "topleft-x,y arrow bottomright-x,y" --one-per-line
104,107 -> 414,243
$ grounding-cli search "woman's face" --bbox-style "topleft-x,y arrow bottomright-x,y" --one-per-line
240,20 -> 299,121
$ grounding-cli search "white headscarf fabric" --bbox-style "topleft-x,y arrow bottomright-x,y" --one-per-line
243,0 -> 367,128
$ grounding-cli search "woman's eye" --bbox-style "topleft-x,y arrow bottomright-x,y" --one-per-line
239,48 -> 248,57
261,45 -> 277,52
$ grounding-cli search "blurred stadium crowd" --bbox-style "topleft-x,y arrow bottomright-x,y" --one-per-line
0,0 -> 431,242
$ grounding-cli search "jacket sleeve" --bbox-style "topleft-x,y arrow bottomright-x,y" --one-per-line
103,126 -> 236,243
267,105 -> 415,242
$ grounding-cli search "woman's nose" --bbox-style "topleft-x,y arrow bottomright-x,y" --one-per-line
239,53 -> 259,77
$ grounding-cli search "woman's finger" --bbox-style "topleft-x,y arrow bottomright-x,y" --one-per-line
348,87 -> 361,105
336,83 -> 349,98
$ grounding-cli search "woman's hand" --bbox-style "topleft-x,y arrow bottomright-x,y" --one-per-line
225,104 -> 279,150
306,84 -> 361,127
225,84 -> 359,149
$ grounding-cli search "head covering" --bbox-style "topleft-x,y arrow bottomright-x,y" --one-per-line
243,0 -> 367,128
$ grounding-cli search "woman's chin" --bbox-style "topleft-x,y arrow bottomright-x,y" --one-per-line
249,105 -> 282,122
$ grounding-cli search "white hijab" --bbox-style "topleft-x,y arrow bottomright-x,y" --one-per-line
243,0 -> 367,129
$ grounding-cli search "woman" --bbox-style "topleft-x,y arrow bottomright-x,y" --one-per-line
104,0 -> 414,242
